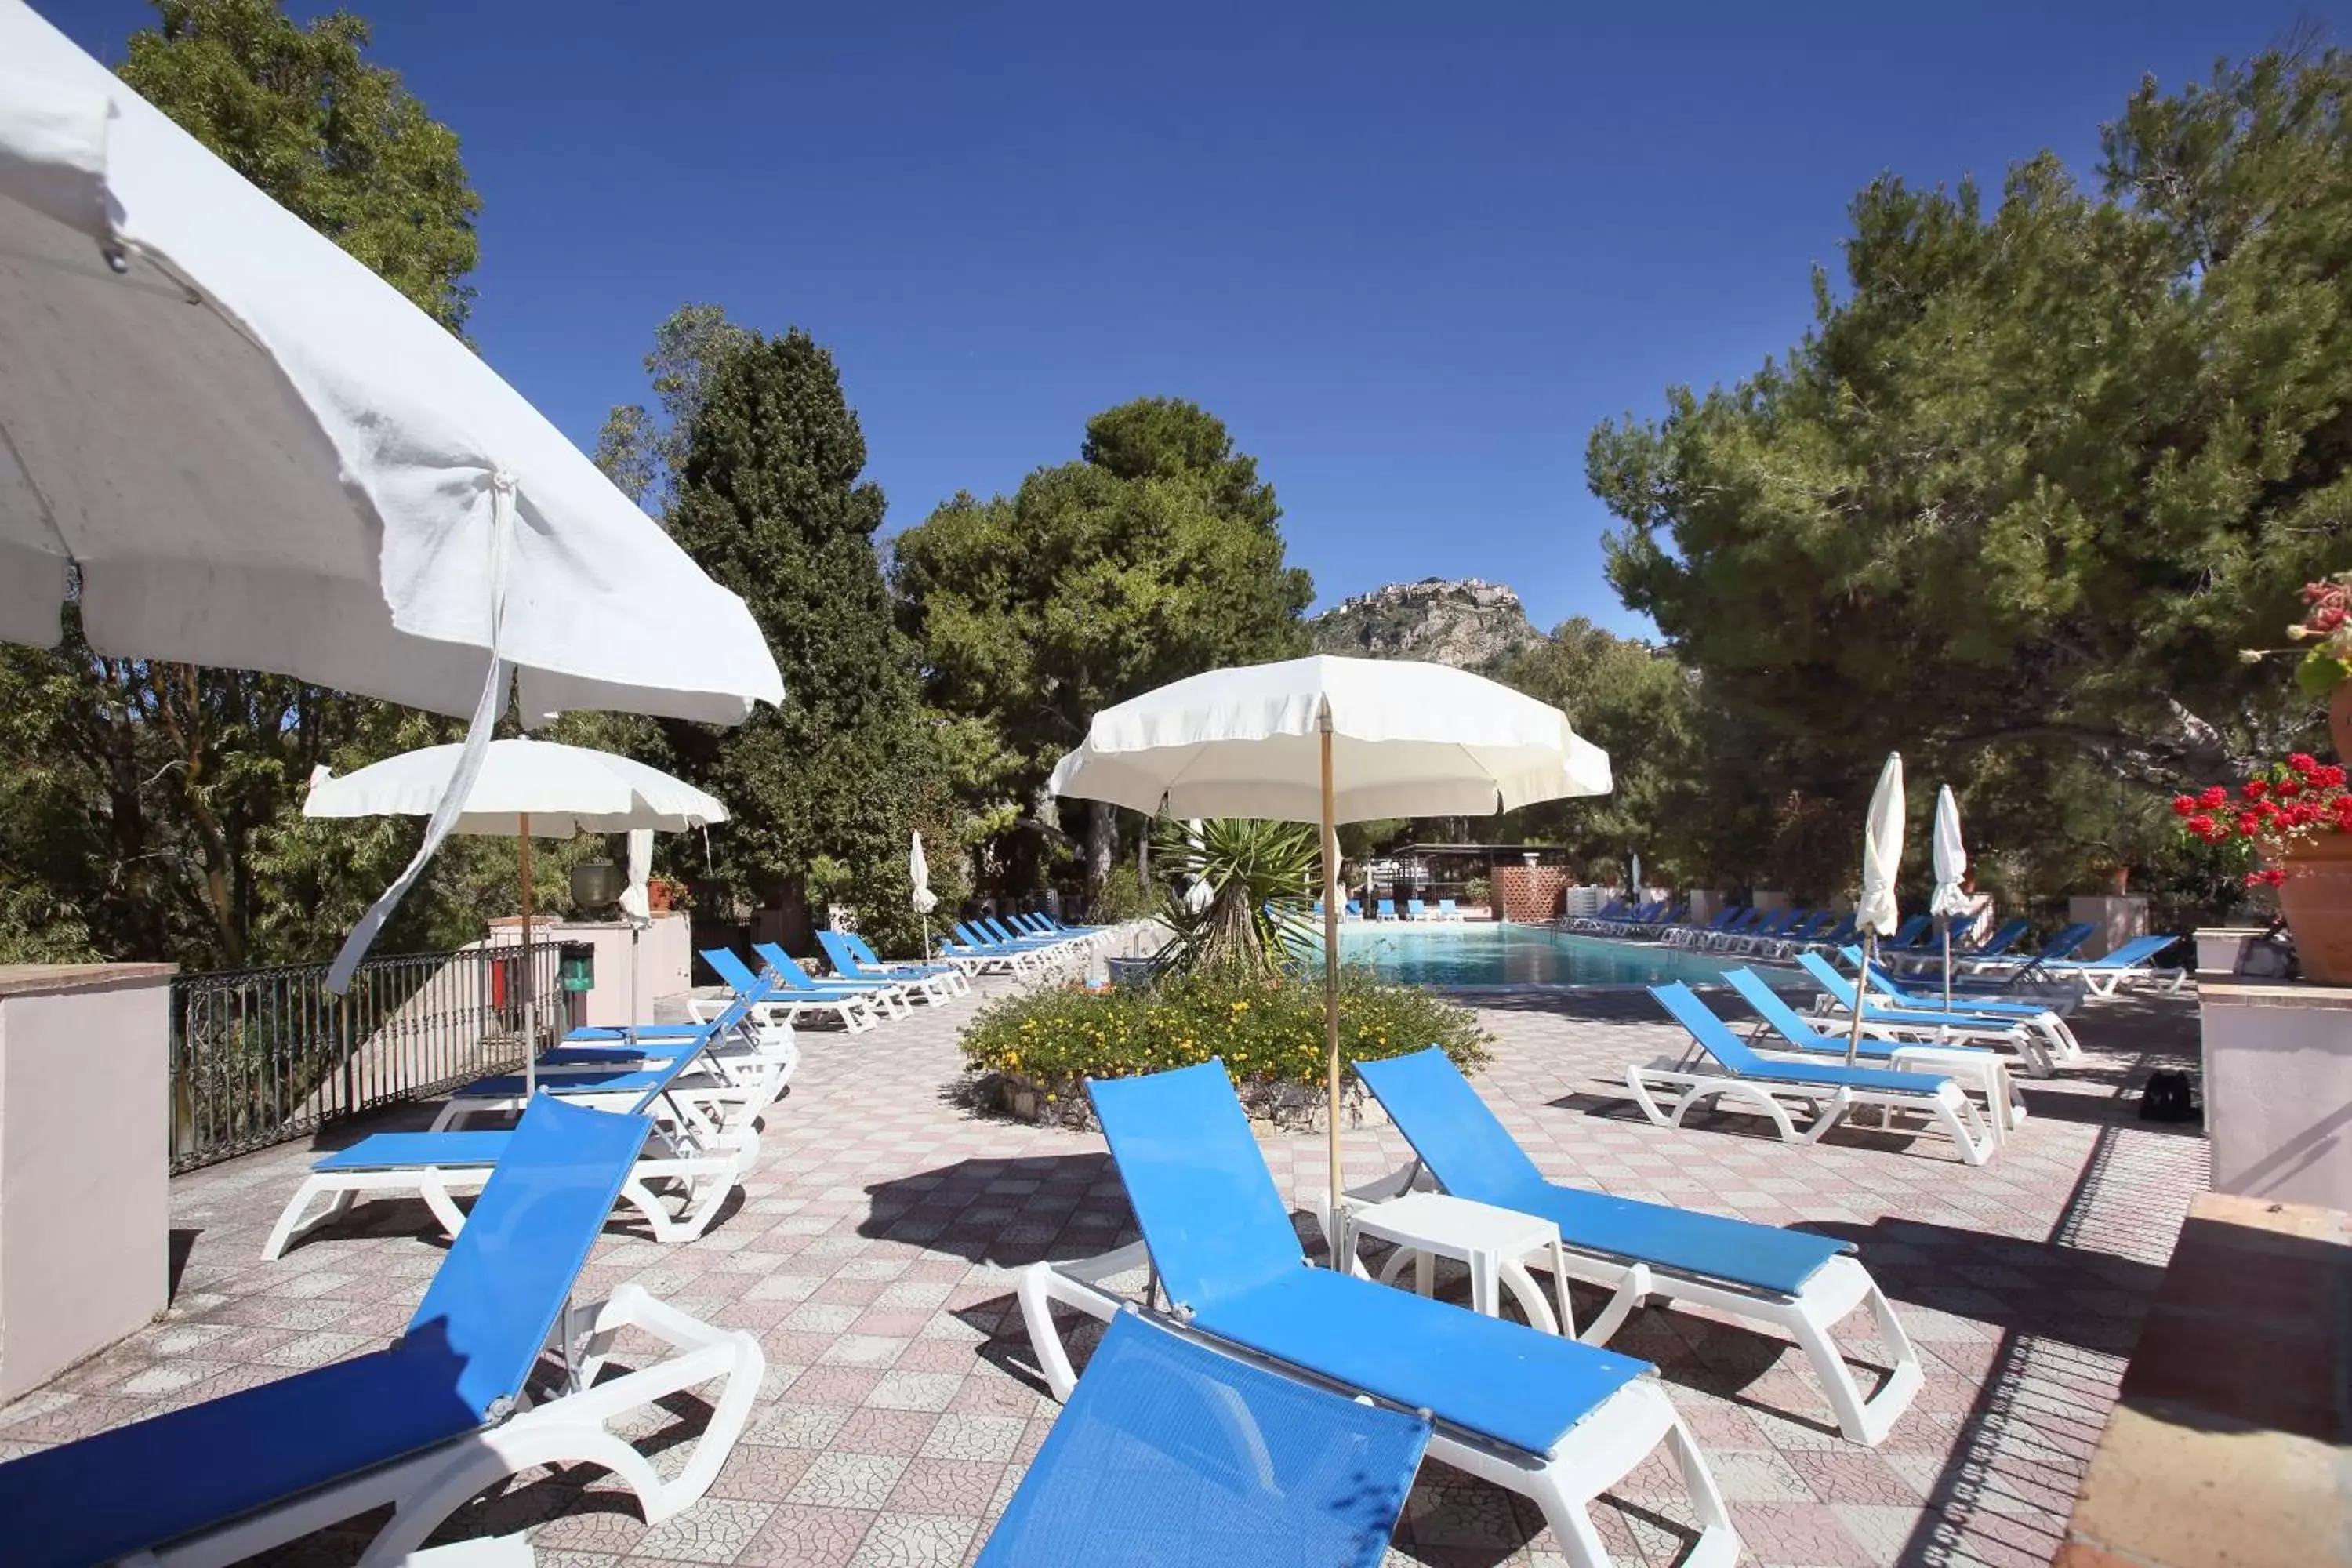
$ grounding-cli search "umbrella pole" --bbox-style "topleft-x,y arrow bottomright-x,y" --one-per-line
1942,917 -> 1954,1011
520,813 -> 536,1099
1845,930 -> 1875,1066
1320,721 -> 1343,1265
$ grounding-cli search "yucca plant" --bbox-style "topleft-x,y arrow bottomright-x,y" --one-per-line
1151,817 -> 1322,981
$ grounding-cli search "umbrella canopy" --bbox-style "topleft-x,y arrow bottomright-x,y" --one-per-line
0,4 -> 782,728
1630,851 -> 1642,899
1046,655 -> 1611,819
306,739 -> 728,837
1848,752 -> 1906,1062
1930,785 -> 1969,1008
1856,753 -> 1907,938
1929,786 -> 1969,920
308,739 -> 725,1089
909,832 -> 938,914
1049,655 -> 1610,1254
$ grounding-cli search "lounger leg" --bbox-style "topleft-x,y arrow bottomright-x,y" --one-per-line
261,1177 -> 342,1261
1015,1247 -> 1142,1402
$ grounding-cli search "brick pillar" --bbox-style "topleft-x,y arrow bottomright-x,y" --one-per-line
1494,865 -> 1567,923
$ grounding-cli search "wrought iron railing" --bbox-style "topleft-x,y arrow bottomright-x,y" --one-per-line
169,942 -> 561,1173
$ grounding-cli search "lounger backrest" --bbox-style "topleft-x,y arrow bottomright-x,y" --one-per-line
1087,1061 -> 1308,1311
1794,951 -> 1860,1005
1439,898 -> 1457,913
953,921 -> 994,948
702,945 -> 767,996
753,941 -> 839,990
1650,982 -> 1775,1075
1352,1048 -> 1549,1208
984,918 -> 1025,943
404,1097 -> 650,1417
1973,917 -> 2029,956
2090,934 -> 2178,967
815,929 -> 867,975
977,1311 -> 1428,1568
1722,969 -> 1829,1044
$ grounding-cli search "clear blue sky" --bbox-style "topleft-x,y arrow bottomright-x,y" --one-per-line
43,1 -> 2347,634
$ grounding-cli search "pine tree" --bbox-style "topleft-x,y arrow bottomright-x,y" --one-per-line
663,329 -> 945,951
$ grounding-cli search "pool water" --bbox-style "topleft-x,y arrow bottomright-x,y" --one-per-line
1327,923 -> 1799,989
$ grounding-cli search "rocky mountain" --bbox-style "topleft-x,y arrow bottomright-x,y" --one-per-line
1306,578 -> 1542,669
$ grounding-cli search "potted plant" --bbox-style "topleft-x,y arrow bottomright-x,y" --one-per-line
2173,574 -> 2352,980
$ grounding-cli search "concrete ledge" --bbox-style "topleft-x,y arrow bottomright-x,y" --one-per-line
2057,1192 -> 2352,1568
0,962 -> 174,997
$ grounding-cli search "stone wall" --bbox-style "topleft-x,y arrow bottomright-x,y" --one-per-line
1494,865 -> 1567,923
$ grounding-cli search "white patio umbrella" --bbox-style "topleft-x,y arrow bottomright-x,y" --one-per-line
1930,786 -> 1970,1009
1047,655 -> 1612,1249
1630,851 -> 1642,902
909,832 -> 938,960
0,5 -> 782,985
307,739 -> 728,1094
1848,752 -> 1907,1064
1181,820 -> 1217,914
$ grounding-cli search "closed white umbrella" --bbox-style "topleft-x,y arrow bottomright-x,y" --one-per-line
0,5 -> 782,986
909,832 -> 938,959
1048,655 -> 1611,1250
1630,851 -> 1642,903
1181,820 -> 1217,914
1848,753 -> 1906,1064
619,828 -> 656,1046
1930,786 -> 1969,1010
307,739 -> 728,1094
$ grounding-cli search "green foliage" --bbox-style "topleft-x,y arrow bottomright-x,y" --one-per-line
1598,51 -> 2351,783
658,325 -> 955,954
959,969 -> 1492,1116
1150,817 -> 1319,980
893,397 -> 1315,887
0,5 -> 488,972
1089,865 -> 1158,923
1586,48 -> 2352,914
593,303 -> 755,513
118,0 -> 480,333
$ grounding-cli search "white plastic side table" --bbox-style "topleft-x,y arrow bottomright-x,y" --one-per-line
1339,1190 -> 1573,1336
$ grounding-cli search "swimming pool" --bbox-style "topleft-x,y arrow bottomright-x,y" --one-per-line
1327,923 -> 1800,989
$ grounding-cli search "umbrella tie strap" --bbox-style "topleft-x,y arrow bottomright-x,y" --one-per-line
325,472 -> 517,995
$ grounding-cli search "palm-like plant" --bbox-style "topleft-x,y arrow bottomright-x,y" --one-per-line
1151,817 -> 1321,980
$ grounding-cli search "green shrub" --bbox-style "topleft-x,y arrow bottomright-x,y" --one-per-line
1091,864 -> 1158,922
960,968 -> 1491,1126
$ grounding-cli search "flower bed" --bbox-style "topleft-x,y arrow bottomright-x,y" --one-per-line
959,970 -> 1491,1129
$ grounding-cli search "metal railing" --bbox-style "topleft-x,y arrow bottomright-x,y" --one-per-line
169,942 -> 561,1173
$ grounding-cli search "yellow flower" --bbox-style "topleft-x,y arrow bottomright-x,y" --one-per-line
1232,1000 -> 1249,1011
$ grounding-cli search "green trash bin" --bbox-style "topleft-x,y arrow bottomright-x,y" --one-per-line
558,941 -> 596,993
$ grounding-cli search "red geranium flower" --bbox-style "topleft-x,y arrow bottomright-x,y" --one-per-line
2290,753 -> 2320,775
2238,812 -> 2265,836
2200,786 -> 2230,809
2246,868 -> 2288,888
2172,794 -> 2199,816
2278,776 -> 2304,798
2323,765 -> 2349,789
2245,779 -> 2271,800
2187,813 -> 2218,838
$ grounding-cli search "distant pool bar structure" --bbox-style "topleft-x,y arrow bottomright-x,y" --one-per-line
1329,922 -> 1802,989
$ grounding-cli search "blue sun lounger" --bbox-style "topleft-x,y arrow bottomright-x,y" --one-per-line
264,1007 -> 762,1258
1352,1047 -> 1922,1445
701,945 -> 881,1033
0,1098 -> 763,1568
753,940 -> 917,1018
1800,949 -> 2084,1071
1014,1060 -> 1740,1566
818,927 -> 970,999
1376,897 -> 1398,920
1722,968 -> 2023,1137
977,1311 -> 1429,1567
1794,949 -> 2059,1073
1638,983 -> 1996,1164
2008,933 -> 2187,997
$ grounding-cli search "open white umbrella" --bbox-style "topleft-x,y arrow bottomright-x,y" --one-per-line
909,832 -> 938,959
1930,786 -> 1969,1009
1848,752 -> 1906,1064
0,5 -> 782,985
307,739 -> 728,1094
1048,655 -> 1611,1248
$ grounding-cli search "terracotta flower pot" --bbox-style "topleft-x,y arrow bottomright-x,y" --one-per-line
647,880 -> 675,914
2272,833 -> 2352,983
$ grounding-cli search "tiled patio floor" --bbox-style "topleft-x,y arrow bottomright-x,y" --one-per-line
0,972 -> 2208,1566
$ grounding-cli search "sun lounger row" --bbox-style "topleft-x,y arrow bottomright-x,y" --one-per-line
1354,896 -> 1468,920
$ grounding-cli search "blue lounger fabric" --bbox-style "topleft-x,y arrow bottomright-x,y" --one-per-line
1355,1047 -> 1846,1299
1650,983 -> 1955,1097
0,1098 -> 647,1567
977,1312 -> 1428,1567
1088,1061 -> 1649,1459
314,1128 -> 515,1172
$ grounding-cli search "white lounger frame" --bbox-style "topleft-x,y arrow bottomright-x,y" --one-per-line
1626,1057 -> 1997,1166
1338,1165 -> 1923,1446
1016,1245 -> 1740,1568
1811,998 -> 2074,1078
139,1283 -> 764,1568
262,1126 -> 758,1261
